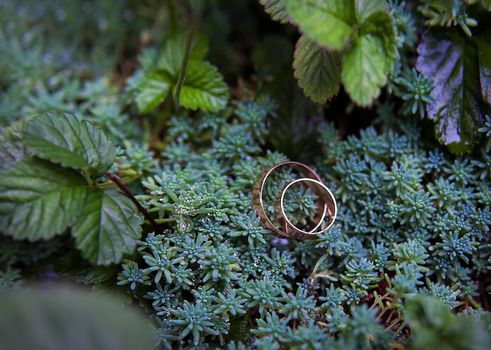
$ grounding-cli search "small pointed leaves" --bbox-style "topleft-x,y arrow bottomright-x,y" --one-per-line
24,112 -> 115,176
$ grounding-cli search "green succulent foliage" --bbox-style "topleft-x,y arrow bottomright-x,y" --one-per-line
0,113 -> 143,265
284,0 -> 397,105
130,32 -> 229,114
405,296 -> 491,350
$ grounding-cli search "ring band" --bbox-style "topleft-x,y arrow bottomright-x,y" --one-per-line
278,178 -> 337,240
252,161 -> 328,238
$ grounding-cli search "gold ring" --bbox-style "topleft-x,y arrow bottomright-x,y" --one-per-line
252,161 -> 329,238
278,177 -> 337,240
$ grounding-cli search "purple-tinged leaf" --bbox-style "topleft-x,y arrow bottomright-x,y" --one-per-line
417,30 -> 489,154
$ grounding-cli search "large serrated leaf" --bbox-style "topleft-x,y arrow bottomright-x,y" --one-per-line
0,287 -> 154,350
293,35 -> 341,104
416,30 -> 488,154
0,157 -> 88,240
176,60 -> 229,112
259,0 -> 289,23
73,188 -> 142,265
24,112 -> 115,176
285,0 -> 355,50
342,35 -> 387,106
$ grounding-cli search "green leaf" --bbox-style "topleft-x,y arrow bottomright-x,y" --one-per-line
0,139 -> 23,171
175,60 -> 229,112
73,188 -> 143,265
259,0 -> 289,23
0,158 -> 88,240
293,35 -> 341,104
285,0 -> 355,50
55,251 -> 120,285
342,35 -> 387,106
24,112 -> 115,176
0,287 -> 155,350
134,32 -> 228,113
158,32 -> 209,76
361,11 -> 397,73
416,30 -> 488,154
135,71 -> 172,113
354,0 -> 388,23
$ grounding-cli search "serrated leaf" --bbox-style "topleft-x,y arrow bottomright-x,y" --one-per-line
176,60 -> 229,112
416,30 -> 488,154
24,112 -> 115,176
73,188 -> 142,265
476,35 -> 491,104
361,11 -> 397,73
0,287 -> 154,350
134,32 -> 228,114
135,71 -> 172,113
293,35 -> 341,104
354,0 -> 388,23
0,139 -> 23,171
342,35 -> 387,106
285,0 -> 355,50
259,0 -> 289,23
0,157 -> 88,240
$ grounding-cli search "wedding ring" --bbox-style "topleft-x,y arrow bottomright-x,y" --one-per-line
278,178 -> 337,240
252,161 -> 332,239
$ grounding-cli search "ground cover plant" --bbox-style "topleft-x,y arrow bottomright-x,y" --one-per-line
0,0 -> 490,349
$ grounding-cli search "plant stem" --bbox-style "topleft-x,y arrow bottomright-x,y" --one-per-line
173,3 -> 199,110
105,172 -> 159,233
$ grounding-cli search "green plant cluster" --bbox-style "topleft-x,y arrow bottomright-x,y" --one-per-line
0,0 -> 490,349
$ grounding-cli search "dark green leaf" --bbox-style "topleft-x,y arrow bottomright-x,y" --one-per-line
0,157 -> 88,240
0,286 -> 154,350
293,35 -> 341,104
175,60 -> 229,112
73,188 -> 143,265
24,112 -> 115,176
259,0 -> 289,23
417,30 -> 488,154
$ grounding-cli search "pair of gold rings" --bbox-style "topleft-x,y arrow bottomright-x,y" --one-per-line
252,161 -> 337,240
